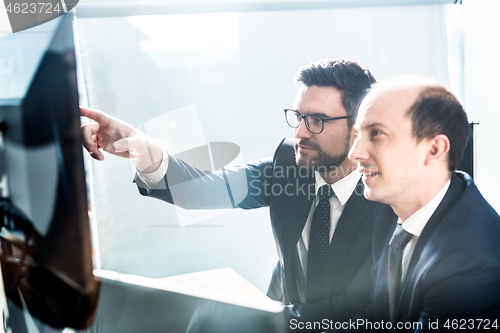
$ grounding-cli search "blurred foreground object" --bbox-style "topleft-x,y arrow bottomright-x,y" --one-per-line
0,13 -> 99,330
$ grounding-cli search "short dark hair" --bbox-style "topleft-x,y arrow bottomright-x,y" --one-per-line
294,58 -> 376,127
407,84 -> 470,171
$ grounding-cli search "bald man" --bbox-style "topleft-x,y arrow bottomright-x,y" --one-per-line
339,78 -> 500,331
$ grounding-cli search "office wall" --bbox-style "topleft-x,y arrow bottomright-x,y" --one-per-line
463,0 -> 500,212
77,4 -> 452,291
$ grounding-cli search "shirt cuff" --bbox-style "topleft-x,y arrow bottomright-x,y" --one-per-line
136,150 -> 169,188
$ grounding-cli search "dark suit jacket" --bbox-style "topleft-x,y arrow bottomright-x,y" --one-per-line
346,171 -> 500,332
136,138 -> 379,330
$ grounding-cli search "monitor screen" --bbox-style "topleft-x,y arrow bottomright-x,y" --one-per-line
0,13 -> 99,329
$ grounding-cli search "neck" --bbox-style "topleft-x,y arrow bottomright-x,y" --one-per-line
319,159 -> 358,184
393,170 -> 452,222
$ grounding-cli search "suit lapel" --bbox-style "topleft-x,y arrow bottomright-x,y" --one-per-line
282,170 -> 315,302
398,174 -> 466,314
323,181 -> 373,292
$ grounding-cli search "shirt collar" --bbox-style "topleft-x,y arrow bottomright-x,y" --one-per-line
314,169 -> 361,206
399,179 -> 451,236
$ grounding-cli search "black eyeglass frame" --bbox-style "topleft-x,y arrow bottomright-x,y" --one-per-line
284,109 -> 353,134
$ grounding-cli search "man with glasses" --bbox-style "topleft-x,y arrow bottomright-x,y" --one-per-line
81,58 -> 378,331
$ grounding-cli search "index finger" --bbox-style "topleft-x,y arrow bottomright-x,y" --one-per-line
80,106 -> 111,126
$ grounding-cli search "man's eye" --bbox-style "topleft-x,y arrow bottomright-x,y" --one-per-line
370,130 -> 381,138
311,117 -> 323,125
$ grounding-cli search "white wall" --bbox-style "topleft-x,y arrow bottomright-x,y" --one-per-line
463,0 -> 500,211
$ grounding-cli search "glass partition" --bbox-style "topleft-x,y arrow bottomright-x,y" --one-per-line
77,4 -> 454,291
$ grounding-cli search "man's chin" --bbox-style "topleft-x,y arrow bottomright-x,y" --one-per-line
295,156 -> 316,168
363,188 -> 387,204
363,189 -> 375,201
294,150 -> 305,164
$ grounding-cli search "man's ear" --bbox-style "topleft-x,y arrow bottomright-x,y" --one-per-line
425,134 -> 450,166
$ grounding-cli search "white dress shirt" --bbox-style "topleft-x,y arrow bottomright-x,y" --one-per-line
398,179 -> 451,280
136,150 -> 170,187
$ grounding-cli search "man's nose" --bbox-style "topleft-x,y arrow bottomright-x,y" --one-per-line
348,134 -> 368,163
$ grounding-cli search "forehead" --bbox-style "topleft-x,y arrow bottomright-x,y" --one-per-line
294,84 -> 345,116
356,86 -> 419,130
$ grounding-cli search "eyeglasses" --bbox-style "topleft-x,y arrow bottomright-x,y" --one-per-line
284,109 -> 353,134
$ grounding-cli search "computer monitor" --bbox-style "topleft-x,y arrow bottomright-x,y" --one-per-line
0,13 -> 99,330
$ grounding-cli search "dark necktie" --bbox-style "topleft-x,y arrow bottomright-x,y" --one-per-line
388,224 -> 413,324
307,184 -> 334,304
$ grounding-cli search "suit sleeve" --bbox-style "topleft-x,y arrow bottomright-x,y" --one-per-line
134,138 -> 288,210
284,255 -> 374,332
411,250 -> 500,331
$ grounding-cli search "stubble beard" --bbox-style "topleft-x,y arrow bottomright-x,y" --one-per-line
294,131 -> 351,171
